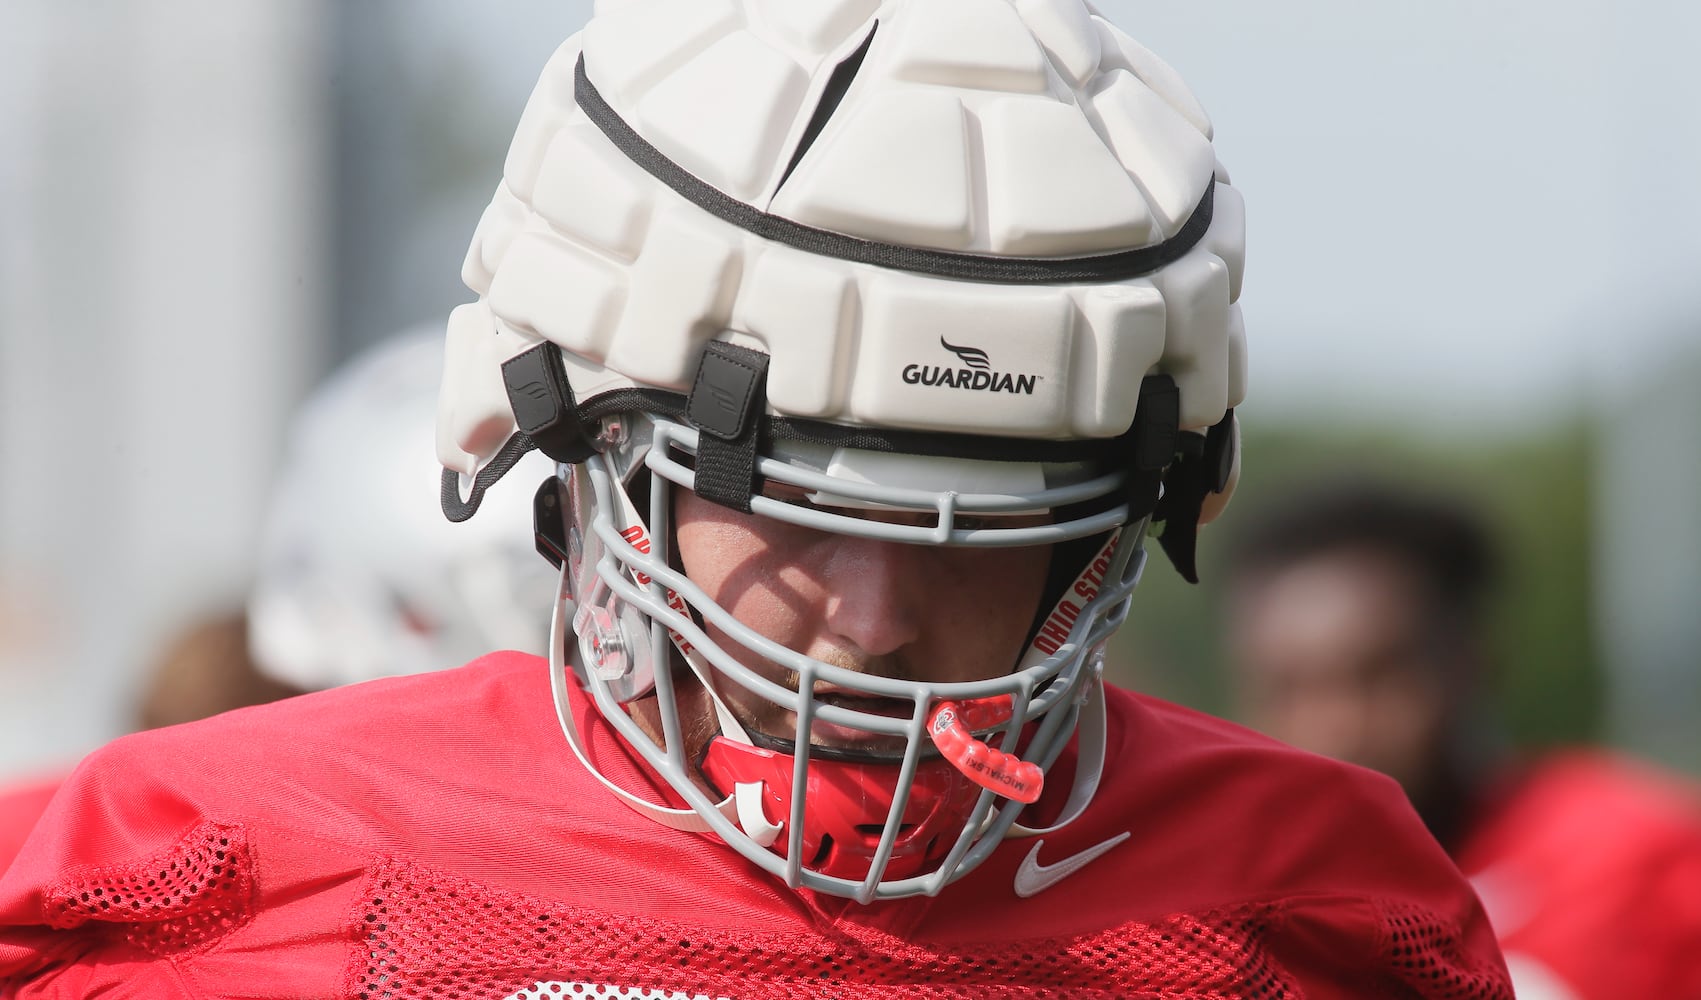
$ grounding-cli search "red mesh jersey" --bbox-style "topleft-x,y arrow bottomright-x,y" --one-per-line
1455,751 -> 1701,1000
0,652 -> 1509,998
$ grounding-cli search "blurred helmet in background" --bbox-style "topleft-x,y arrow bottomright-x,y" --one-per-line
251,328 -> 558,691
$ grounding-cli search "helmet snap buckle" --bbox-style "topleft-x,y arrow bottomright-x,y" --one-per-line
575,605 -> 630,681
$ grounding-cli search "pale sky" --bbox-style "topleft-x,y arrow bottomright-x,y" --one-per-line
1104,0 -> 1701,429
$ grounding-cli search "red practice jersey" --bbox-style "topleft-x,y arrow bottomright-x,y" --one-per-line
0,652 -> 1509,998
1456,751 -> 1701,1000
0,775 -> 63,876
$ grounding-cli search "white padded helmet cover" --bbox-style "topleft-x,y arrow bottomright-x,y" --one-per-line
438,0 -> 1246,480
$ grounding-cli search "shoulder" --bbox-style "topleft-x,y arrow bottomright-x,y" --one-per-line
195,647 -> 550,742
0,652 -> 559,896
1085,686 -> 1451,899
937,686 -> 1511,998
49,651 -> 565,838
0,649 -> 530,832
0,653 -> 635,990
90,649 -> 547,778
1081,686 -> 1510,998
1103,684 -> 1424,847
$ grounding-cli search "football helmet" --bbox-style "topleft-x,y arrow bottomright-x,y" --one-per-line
250,328 -> 557,691
437,0 -> 1246,901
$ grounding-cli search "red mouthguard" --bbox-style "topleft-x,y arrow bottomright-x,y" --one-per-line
926,696 -> 1043,804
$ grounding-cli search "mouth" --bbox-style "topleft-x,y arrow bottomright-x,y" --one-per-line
815,690 -> 917,718
807,692 -> 916,754
731,690 -> 924,760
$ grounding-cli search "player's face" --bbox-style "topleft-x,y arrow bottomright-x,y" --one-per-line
671,486 -> 1053,755
1227,549 -> 1455,799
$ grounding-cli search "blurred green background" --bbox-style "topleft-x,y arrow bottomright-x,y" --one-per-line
1107,413 -> 1611,761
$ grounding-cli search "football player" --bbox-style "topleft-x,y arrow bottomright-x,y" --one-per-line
1224,480 -> 1701,1000
1,2 -> 1511,996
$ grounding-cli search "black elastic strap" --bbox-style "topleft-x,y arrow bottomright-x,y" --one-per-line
441,431 -> 539,523
573,55 -> 1216,285
686,343 -> 771,513
1153,408 -> 1235,584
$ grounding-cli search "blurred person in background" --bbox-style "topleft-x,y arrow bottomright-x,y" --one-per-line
0,329 -> 554,873
134,611 -> 304,733
1223,479 -> 1701,1000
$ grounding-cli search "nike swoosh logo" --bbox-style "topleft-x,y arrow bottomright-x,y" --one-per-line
1013,832 -> 1131,898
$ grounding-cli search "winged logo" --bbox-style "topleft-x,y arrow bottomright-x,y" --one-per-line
939,337 -> 991,371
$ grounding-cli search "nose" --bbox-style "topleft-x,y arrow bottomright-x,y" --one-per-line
821,535 -> 928,659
